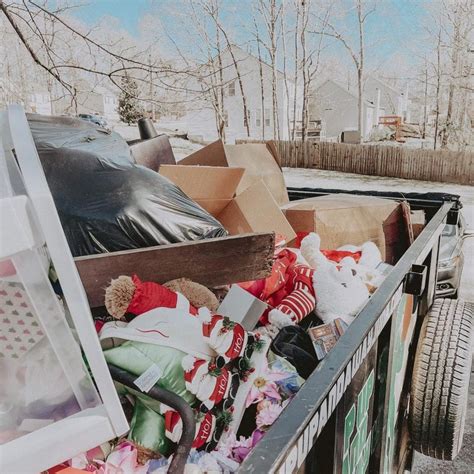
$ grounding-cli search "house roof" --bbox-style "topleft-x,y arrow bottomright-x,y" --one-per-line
214,44 -> 286,78
365,76 -> 403,96
315,79 -> 374,107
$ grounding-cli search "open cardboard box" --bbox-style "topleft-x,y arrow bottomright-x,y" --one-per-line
160,165 -> 296,243
282,194 -> 413,264
179,140 -> 289,206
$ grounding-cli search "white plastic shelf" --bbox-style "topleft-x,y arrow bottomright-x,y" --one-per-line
0,105 -> 129,473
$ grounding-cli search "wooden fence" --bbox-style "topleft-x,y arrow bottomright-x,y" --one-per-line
238,140 -> 474,185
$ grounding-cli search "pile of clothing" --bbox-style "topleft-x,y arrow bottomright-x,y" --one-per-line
51,232 -> 390,473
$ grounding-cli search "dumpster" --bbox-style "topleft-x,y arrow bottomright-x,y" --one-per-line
1,106 -> 472,473
240,188 -> 473,472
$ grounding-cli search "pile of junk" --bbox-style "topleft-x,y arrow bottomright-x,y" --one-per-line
1,112 -> 416,474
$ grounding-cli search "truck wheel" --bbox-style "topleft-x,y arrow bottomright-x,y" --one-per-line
409,298 -> 473,460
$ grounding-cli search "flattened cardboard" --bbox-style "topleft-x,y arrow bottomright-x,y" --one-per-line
180,140 -> 289,206
159,165 -> 296,243
282,194 -> 412,263
218,285 -> 268,330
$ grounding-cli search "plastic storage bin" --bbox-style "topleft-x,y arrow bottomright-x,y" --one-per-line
0,106 -> 128,473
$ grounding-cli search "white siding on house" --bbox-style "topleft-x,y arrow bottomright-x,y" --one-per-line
182,46 -> 295,143
28,92 -> 52,115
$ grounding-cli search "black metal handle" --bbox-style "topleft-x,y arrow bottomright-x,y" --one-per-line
108,364 -> 195,473
403,264 -> 428,296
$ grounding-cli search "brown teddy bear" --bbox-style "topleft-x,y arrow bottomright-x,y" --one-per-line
104,275 -> 219,319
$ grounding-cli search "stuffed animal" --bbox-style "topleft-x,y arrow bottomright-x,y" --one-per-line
105,274 -> 198,320
101,274 -> 270,458
164,278 -> 220,312
240,249 -> 316,332
300,233 -> 371,324
337,242 -> 385,291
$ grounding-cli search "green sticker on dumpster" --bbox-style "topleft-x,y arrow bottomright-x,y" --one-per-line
342,370 -> 375,474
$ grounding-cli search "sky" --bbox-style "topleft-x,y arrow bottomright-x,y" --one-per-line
70,0 -> 432,76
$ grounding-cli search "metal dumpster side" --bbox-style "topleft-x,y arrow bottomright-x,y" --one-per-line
239,189 -> 457,473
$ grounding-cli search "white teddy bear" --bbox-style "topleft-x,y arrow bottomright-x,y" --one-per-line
300,233 -> 374,325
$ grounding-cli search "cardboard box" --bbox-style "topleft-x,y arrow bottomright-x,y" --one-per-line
282,194 -> 412,264
160,165 -> 296,242
179,140 -> 289,206
218,285 -> 268,330
410,210 -> 425,240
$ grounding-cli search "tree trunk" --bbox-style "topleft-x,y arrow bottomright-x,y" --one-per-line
291,1 -> 300,141
269,0 -> 279,140
357,0 -> 364,143
434,30 -> 442,150
280,4 -> 291,140
441,18 -> 461,149
357,68 -> 363,141
422,66 -> 428,139
254,19 -> 266,140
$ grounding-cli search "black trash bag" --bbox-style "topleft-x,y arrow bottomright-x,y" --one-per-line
270,325 -> 319,379
27,115 -> 227,256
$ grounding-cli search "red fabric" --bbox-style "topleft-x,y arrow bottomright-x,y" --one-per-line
164,410 -> 181,433
94,320 -> 105,333
274,264 -> 315,323
224,324 -> 246,359
202,314 -> 222,338
321,249 -> 362,263
208,368 -> 230,404
126,274 -> 197,316
239,250 -> 316,325
240,249 -> 297,302
193,412 -> 215,449
184,358 -> 207,383
294,232 -> 310,249
295,232 -> 362,263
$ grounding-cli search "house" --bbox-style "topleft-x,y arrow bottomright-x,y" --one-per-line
55,81 -> 119,121
309,77 -> 410,141
28,92 -> 52,115
364,76 -> 410,122
181,46 -> 295,143
309,80 -> 378,140
0,78 -> 52,115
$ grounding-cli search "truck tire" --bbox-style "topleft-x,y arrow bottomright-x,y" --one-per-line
410,298 -> 473,460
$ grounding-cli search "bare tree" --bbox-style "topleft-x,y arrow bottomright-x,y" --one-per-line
257,0 -> 282,140
313,0 -> 376,143
433,28 -> 442,150
253,14 -> 267,139
440,0 -> 472,149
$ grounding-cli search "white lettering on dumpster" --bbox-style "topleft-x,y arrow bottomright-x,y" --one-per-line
278,285 -> 402,473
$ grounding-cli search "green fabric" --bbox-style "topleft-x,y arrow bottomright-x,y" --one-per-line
128,398 -> 171,456
103,341 -> 196,405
